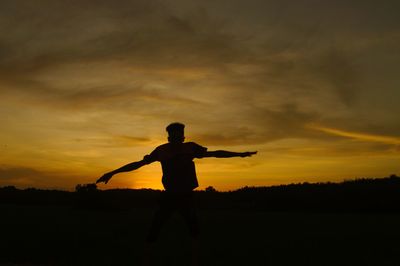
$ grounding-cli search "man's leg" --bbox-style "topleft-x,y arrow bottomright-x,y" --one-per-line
179,197 -> 200,266
142,195 -> 173,266
179,207 -> 199,239
146,207 -> 172,242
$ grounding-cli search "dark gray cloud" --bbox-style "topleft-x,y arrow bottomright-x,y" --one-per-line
0,0 -> 399,147
0,0 -> 240,72
310,46 -> 360,106
0,165 -> 79,189
0,166 -> 42,180
188,103 -> 322,146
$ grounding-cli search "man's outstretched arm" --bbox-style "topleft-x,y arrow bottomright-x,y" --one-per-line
202,150 -> 257,158
96,156 -> 154,184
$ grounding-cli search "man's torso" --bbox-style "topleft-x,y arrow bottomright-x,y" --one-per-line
148,142 -> 207,191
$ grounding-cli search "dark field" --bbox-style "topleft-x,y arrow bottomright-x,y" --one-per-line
1,204 -> 399,266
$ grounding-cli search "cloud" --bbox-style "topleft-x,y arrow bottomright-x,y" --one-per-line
1,0 -> 400,190
0,0 -> 240,73
188,103 -> 322,146
0,166 -> 70,189
71,135 -> 152,148
314,47 -> 360,106
309,125 -> 400,145
0,0 -> 246,116
260,138 -> 398,157
0,0 -> 397,120
114,135 -> 152,146
0,166 -> 42,180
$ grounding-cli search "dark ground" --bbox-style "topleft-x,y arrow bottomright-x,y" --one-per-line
1,204 -> 399,266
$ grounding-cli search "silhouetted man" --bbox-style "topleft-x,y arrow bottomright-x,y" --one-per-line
96,122 -> 257,265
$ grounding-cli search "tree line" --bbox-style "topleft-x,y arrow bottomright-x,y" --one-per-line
1,175 -> 399,212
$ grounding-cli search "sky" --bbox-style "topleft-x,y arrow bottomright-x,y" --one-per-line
1,0 -> 399,191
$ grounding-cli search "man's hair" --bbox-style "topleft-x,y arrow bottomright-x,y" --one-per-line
166,122 -> 185,135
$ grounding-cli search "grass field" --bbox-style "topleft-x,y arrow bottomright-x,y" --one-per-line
1,204 -> 399,266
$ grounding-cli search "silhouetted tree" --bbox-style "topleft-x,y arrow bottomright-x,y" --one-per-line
75,183 -> 98,193
0,185 -> 17,192
205,186 -> 217,193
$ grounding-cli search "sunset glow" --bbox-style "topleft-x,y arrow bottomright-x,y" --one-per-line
1,1 -> 399,191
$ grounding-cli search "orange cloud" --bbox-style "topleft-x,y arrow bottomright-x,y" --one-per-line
309,125 -> 400,145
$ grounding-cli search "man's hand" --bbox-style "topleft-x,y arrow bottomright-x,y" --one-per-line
96,172 -> 114,184
240,151 -> 257,157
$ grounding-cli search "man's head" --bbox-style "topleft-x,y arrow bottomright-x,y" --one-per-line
166,122 -> 185,143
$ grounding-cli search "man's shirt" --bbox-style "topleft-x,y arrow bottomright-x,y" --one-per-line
144,142 -> 207,191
